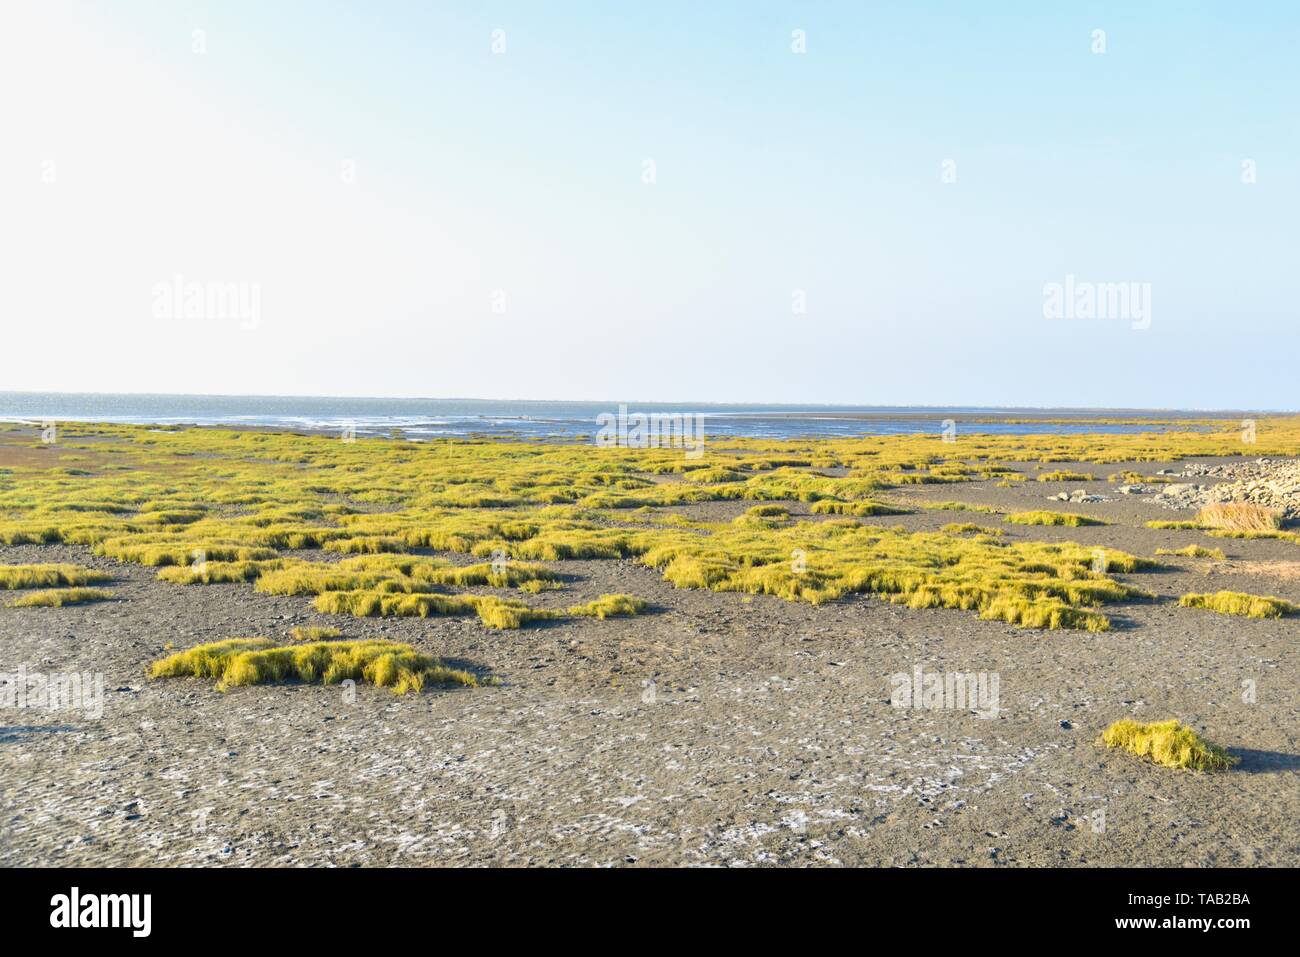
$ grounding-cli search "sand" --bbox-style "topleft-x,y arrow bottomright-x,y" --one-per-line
1,455 -> 1297,866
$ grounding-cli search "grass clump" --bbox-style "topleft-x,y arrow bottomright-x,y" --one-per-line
1005,510 -> 1104,527
149,637 -> 477,693
941,522 -> 1002,537
568,594 -> 648,618
255,554 -> 558,596
913,501 -> 1002,513
157,559 -> 287,584
809,500 -> 910,517
322,535 -> 409,554
6,587 -> 116,607
1037,471 -> 1095,482
289,625 -> 342,641
313,589 -> 560,629
1154,545 -> 1226,560
1099,719 -> 1236,771
1196,502 -> 1284,533
0,563 -> 110,589
1178,590 -> 1298,619
1145,520 -> 1204,530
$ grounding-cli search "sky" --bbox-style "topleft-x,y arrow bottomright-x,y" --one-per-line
2,1 -> 1297,409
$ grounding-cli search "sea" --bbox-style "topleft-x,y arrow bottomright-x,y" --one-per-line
0,392 -> 1247,441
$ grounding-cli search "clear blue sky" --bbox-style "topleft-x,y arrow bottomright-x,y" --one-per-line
3,1 -> 1296,408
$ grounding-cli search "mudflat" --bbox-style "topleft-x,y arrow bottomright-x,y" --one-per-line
0,425 -> 1297,866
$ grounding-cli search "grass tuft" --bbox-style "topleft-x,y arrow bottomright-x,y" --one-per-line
1178,590 -> 1298,619
0,563 -> 110,589
6,587 -> 116,607
1154,545 -> 1226,560
1196,502 -> 1284,533
149,637 -> 478,692
568,594 -> 648,618
1099,718 -> 1236,771
1005,510 -> 1104,527
1037,470 -> 1095,482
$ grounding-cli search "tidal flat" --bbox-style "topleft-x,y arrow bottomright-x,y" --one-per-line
1,421 -> 1297,866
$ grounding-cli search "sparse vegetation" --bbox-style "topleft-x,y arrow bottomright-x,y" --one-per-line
149,637 -> 479,693
941,522 -> 1002,536
6,587 -> 115,607
1196,502 -> 1284,533
568,594 -> 648,618
1037,471 -> 1094,482
1005,510 -> 1104,527
2,419 -> 1297,634
1154,545 -> 1226,560
1099,719 -> 1236,771
1178,590 -> 1298,619
0,563 -> 109,589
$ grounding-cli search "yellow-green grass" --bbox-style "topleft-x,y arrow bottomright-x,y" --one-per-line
289,625 -> 342,641
1196,502 -> 1284,533
0,563 -> 110,589
1178,590 -> 1299,619
149,637 -> 478,693
568,594 -> 648,618
312,588 -> 644,629
1145,520 -> 1204,530
5,419 -> 1297,633
157,559 -> 288,584
6,587 -> 115,607
1205,529 -> 1300,543
914,501 -> 1003,513
809,500 -> 911,517
1154,545 -> 1226,560
1099,719 -> 1236,771
1005,510 -> 1104,527
1037,470 -> 1095,482
941,522 -> 1002,537
634,521 -> 1152,631
322,535 -> 410,554
253,554 -> 559,597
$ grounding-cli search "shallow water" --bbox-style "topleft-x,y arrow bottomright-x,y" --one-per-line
0,392 -> 1232,440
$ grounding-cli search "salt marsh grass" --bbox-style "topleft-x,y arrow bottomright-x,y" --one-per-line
1196,502 -> 1284,533
0,563 -> 109,589
149,637 -> 478,693
1100,719 -> 1236,771
1005,510 -> 1104,527
6,587 -> 115,607
1,418 -> 1297,634
1154,545 -> 1226,560
1178,590 -> 1298,619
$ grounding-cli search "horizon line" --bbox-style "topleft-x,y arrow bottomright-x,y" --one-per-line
0,389 -> 1293,416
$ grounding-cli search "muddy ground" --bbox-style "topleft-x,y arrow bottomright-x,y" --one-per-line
1,456 -> 1297,866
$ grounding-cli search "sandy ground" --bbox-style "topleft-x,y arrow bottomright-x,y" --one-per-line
1,457 -> 1297,867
